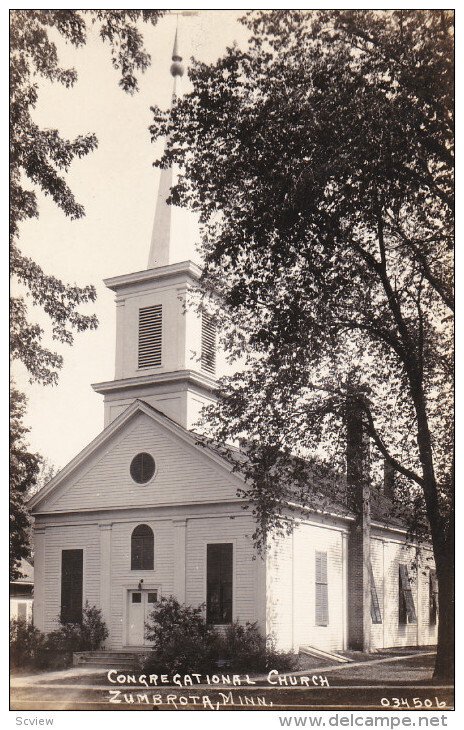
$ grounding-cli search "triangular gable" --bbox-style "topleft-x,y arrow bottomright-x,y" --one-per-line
30,399 -> 244,514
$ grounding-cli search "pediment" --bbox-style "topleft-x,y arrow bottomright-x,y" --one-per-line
30,400 -> 243,514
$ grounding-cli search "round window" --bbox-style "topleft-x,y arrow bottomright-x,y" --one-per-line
130,452 -> 156,484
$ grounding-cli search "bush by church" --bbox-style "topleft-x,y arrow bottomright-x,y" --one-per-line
142,596 -> 298,675
10,602 -> 108,670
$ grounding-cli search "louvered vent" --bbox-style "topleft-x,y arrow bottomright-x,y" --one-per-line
138,305 -> 162,369
201,312 -> 216,375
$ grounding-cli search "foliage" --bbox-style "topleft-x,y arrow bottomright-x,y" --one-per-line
10,10 -> 165,574
10,603 -> 108,670
219,621 -> 298,673
144,596 -> 219,674
79,602 -> 109,650
10,385 -> 41,580
10,9 -> 165,385
150,9 -> 453,678
48,602 -> 108,653
10,619 -> 45,668
143,597 -> 297,675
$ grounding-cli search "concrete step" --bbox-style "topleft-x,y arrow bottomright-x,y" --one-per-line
299,645 -> 352,663
73,650 -> 147,668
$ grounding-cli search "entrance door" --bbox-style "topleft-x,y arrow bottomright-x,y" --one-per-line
127,589 -> 158,646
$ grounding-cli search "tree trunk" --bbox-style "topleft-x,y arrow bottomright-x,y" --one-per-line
433,543 -> 454,681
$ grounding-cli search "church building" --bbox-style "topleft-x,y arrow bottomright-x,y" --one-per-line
29,34 -> 438,657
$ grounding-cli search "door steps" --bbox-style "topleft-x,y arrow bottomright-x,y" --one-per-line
299,645 -> 352,663
73,649 -> 148,669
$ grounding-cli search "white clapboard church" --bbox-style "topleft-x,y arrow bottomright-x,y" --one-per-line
29,34 -> 438,656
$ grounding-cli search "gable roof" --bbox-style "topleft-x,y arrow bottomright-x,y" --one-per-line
192,433 -> 408,530
29,398 -> 408,532
12,559 -> 34,585
28,399 -> 242,512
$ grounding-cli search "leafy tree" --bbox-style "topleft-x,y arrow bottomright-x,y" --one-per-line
151,10 -> 453,678
10,9 -> 165,384
10,10 -> 164,572
10,386 -> 41,580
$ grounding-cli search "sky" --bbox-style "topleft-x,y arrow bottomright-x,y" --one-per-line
12,10 -> 250,469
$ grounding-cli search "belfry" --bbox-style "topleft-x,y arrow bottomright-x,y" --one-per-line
92,31 -> 217,431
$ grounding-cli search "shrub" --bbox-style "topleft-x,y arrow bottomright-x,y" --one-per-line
144,596 -> 220,674
10,619 -> 45,668
10,603 -> 108,671
80,602 -> 109,650
47,602 -> 107,652
142,597 -> 298,675
219,621 -> 298,673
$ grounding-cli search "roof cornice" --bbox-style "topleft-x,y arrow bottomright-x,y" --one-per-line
104,260 -> 202,292
92,369 -> 217,396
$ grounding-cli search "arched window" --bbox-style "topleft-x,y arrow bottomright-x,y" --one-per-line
131,525 -> 154,570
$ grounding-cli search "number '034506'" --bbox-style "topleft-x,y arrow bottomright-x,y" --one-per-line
381,697 -> 447,708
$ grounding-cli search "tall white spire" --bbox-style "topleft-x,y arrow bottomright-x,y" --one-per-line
148,24 -> 198,269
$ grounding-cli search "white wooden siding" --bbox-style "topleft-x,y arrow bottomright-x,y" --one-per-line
42,413 -> 239,513
40,524 -> 100,633
383,541 -> 416,647
370,538 -> 385,648
294,522 -> 346,652
107,519 -> 174,649
185,515 -> 262,627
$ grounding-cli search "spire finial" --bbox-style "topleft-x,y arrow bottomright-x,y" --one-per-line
170,24 -> 184,77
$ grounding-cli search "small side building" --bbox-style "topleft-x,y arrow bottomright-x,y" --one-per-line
10,559 -> 34,625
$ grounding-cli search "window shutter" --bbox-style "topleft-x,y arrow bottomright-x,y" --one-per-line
207,543 -> 233,624
429,570 -> 438,625
369,561 -> 382,624
399,563 -> 417,624
201,312 -> 216,375
61,549 -> 83,624
138,305 -> 162,368
315,551 -> 329,626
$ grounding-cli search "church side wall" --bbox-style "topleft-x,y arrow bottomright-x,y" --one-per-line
266,520 -> 348,652
370,532 -> 437,650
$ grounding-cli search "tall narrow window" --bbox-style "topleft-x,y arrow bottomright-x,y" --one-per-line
369,561 -> 382,624
315,551 -> 329,626
138,305 -> 162,369
399,563 -> 417,624
207,543 -> 233,624
429,570 -> 438,625
131,525 -> 154,570
201,312 -> 216,375
61,549 -> 83,624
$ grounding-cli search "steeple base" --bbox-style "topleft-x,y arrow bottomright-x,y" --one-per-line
93,370 -> 217,431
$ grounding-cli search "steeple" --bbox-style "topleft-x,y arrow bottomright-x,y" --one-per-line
93,20 -> 218,431
147,25 -> 198,269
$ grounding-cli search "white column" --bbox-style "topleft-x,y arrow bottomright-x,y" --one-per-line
33,527 -> 46,631
173,519 -> 187,602
416,547 -> 421,646
382,540 -> 386,649
99,522 -> 112,630
341,532 -> 348,650
253,548 -> 267,635
114,298 -> 126,381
